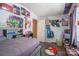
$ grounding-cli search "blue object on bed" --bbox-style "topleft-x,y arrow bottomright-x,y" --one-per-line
0,37 -> 40,56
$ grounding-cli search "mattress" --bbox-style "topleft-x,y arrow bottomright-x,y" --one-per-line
0,37 -> 40,56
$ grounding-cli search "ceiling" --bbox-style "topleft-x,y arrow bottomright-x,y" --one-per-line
21,3 -> 65,17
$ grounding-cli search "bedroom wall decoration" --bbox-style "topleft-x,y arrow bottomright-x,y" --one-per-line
24,17 -> 31,30
49,20 -> 60,27
0,3 -> 30,18
0,3 -> 13,13
13,5 -> 20,15
21,7 -> 25,15
21,7 -> 30,18
0,3 -> 32,38
26,20 -> 32,31
26,11 -> 30,18
46,25 -> 54,38
62,18 -> 68,26
7,15 -> 23,28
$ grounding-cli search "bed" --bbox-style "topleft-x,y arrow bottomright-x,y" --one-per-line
0,37 -> 41,56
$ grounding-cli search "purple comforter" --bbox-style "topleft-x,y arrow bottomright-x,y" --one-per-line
0,37 -> 39,56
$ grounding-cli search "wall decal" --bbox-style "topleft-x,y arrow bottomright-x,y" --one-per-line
13,5 -> 20,15
62,18 -> 68,26
0,3 -> 13,13
21,7 -> 25,15
7,15 -> 23,28
21,7 -> 30,18
49,20 -> 60,27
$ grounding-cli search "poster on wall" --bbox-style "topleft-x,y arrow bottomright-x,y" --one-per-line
0,3 -> 13,13
28,20 -> 31,29
46,25 -> 54,38
24,9 -> 30,18
25,20 -> 32,30
7,15 -> 23,28
21,7 -> 25,15
21,7 -> 30,18
62,18 -> 68,26
49,20 -> 60,27
13,5 -> 20,15
25,11 -> 30,18
24,17 -> 32,31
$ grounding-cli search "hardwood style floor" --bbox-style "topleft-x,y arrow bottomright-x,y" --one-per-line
40,42 -> 67,56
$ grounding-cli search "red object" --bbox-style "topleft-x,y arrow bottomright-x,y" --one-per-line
49,48 -> 57,54
1,3 -> 13,12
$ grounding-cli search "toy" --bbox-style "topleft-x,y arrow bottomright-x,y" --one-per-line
45,47 -> 57,55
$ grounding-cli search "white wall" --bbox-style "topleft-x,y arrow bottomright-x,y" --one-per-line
37,15 -> 69,42
37,19 -> 45,42
47,15 -> 69,42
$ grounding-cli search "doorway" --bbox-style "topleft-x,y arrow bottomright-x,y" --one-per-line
32,19 -> 37,38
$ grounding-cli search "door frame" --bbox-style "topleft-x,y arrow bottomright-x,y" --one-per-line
32,19 -> 37,38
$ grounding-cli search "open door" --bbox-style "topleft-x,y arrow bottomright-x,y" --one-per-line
32,19 -> 37,38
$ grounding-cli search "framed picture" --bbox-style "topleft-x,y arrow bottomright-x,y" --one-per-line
21,7 -> 30,18
25,11 -> 30,18
8,15 -> 23,28
0,3 -> 13,13
62,19 -> 68,26
21,7 -> 25,15
46,25 -> 54,38
13,5 -> 20,15
49,20 -> 60,27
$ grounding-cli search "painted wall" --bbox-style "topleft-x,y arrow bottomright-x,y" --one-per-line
37,15 -> 70,42
0,3 -> 39,37
37,19 -> 45,42
47,15 -> 69,42
9,3 -> 39,34
9,4 -> 39,34
19,4 -> 39,34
